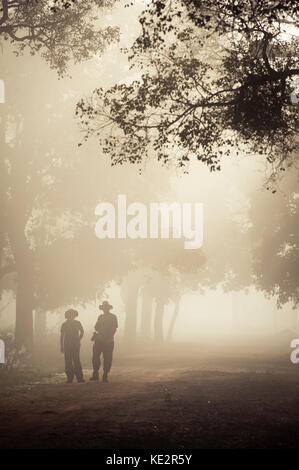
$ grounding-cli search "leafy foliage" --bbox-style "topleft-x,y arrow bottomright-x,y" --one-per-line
249,171 -> 299,307
0,0 -> 119,75
0,330 -> 28,369
77,0 -> 299,178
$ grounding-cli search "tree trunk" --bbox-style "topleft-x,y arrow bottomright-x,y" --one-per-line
122,274 -> 139,344
34,308 -> 47,341
154,297 -> 164,344
231,291 -> 240,334
8,182 -> 35,353
15,270 -> 34,353
140,288 -> 153,340
166,298 -> 180,342
2,68 -> 36,355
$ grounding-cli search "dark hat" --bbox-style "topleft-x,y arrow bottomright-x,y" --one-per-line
99,300 -> 113,311
65,309 -> 78,319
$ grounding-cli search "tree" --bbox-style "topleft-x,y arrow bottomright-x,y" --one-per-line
127,235 -> 207,344
121,270 -> 140,345
166,294 -> 180,342
0,0 -> 119,75
249,170 -> 299,309
0,0 -> 120,352
140,282 -> 154,341
77,0 -> 299,181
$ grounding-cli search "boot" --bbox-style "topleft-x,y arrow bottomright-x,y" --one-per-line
90,372 -> 99,381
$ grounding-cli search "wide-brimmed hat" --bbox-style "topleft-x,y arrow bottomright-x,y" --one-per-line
99,301 -> 113,311
65,309 -> 78,319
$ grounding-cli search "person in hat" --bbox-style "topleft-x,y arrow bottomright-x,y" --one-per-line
90,301 -> 118,382
60,309 -> 85,383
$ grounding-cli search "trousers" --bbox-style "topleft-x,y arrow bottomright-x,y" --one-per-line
64,341 -> 83,382
92,340 -> 114,377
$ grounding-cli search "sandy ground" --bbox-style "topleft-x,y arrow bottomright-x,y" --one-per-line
1,347 -> 299,449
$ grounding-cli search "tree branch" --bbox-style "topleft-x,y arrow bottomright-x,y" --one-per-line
0,0 -> 9,27
262,32 -> 275,74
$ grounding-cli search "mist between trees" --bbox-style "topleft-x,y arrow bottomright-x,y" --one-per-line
0,0 -> 298,363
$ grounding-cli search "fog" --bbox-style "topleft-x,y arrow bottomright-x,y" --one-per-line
0,0 -> 298,354
0,0 -> 299,451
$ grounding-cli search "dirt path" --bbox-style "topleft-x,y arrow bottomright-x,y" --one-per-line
1,354 -> 299,448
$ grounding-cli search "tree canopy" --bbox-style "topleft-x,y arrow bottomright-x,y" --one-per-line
77,0 -> 299,181
249,170 -> 299,308
0,0 -> 119,75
